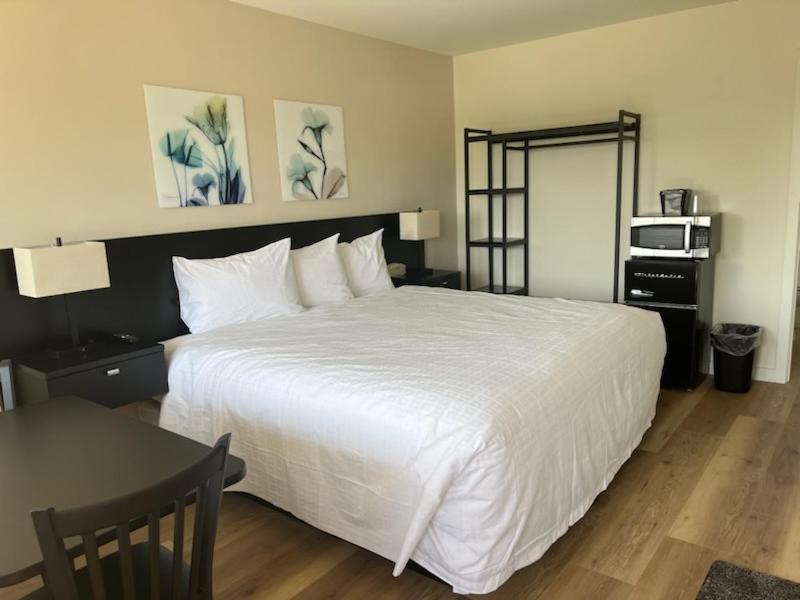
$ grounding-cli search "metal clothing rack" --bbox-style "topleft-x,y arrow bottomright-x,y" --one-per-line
464,110 -> 641,302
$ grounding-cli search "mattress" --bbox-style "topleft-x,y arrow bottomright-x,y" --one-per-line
159,286 -> 665,594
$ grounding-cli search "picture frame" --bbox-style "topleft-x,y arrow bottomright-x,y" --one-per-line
273,100 -> 349,202
144,85 -> 253,208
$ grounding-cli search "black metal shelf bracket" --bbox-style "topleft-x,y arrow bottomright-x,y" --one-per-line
469,237 -> 526,248
464,110 -> 641,301
467,187 -> 526,195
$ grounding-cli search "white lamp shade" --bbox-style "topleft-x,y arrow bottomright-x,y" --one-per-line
400,210 -> 440,241
13,241 -> 110,298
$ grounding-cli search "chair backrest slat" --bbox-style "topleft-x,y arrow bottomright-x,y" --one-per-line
188,483 -> 207,598
115,522 -> 136,600
148,512 -> 161,600
197,469 -> 226,599
172,497 -> 186,600
81,533 -> 106,600
31,434 -> 231,600
30,509 -> 80,600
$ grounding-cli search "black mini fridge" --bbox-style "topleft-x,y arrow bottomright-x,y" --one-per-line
624,259 -> 715,390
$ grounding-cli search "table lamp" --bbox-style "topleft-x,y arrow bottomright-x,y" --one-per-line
13,238 -> 110,358
400,208 -> 440,276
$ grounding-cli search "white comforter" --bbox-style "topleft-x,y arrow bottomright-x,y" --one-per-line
160,286 -> 665,594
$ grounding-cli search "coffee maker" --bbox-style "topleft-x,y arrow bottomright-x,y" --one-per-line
660,189 -> 692,216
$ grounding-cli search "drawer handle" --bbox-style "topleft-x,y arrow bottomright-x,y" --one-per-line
106,368 -> 121,377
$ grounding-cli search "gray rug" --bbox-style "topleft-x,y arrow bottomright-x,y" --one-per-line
697,561 -> 800,599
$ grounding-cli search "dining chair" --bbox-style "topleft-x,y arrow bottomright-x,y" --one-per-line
24,434 -> 231,600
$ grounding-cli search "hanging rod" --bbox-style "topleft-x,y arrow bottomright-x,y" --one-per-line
466,121 -> 637,144
505,135 -> 638,151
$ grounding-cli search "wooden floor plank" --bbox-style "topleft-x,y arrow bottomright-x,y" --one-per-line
753,426 -> 800,517
679,386 -> 752,437
240,542 -> 358,600
536,564 -> 632,600
569,428 -> 720,584
739,381 -> 796,424
215,516 -> 358,599
640,378 -> 711,453
768,509 -> 800,583
629,537 -> 717,600
468,520 -> 586,600
752,417 -> 800,582
669,416 -> 783,556
291,551 -> 452,600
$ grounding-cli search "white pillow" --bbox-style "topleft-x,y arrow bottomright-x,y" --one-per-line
173,238 -> 303,334
338,229 -> 395,297
290,234 -> 354,307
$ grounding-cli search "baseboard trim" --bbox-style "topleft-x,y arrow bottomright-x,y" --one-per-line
753,365 -> 786,384
705,363 -> 786,384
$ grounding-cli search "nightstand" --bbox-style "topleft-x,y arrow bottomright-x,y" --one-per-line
13,340 -> 168,408
392,269 -> 461,290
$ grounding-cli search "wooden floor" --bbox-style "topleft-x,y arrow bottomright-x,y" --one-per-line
4,345 -> 799,599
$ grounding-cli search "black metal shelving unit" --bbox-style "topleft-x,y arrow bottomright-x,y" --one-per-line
464,110 -> 641,302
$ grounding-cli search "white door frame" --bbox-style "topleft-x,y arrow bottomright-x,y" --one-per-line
774,56 -> 800,384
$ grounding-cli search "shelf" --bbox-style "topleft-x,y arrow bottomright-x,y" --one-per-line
507,135 -> 637,151
467,188 -> 526,196
475,285 -> 527,296
464,110 -> 640,304
466,121 -> 637,144
469,237 -> 526,248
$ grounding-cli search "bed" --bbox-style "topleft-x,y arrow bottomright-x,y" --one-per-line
159,285 -> 665,594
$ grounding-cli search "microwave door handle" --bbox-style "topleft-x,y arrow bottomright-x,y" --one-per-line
684,222 -> 692,254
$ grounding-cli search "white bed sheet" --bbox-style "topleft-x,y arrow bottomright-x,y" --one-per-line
159,286 -> 665,594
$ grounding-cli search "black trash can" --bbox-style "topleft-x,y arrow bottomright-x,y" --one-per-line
710,323 -> 762,393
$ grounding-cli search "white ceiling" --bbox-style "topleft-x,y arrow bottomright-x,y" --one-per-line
231,0 -> 735,56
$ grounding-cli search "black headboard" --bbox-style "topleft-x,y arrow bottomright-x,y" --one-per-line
0,212 -> 421,357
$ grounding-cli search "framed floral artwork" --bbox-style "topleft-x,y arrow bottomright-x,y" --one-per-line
144,85 -> 253,208
273,100 -> 349,201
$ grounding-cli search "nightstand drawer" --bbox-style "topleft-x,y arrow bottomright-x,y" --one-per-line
392,269 -> 461,289
48,352 -> 167,408
433,272 -> 461,289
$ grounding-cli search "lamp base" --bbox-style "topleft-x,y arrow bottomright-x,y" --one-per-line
46,338 -> 106,360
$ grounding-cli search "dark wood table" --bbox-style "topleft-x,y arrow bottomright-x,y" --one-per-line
0,396 -> 246,587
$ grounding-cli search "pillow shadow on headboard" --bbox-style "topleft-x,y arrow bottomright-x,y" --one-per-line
0,212 -> 421,358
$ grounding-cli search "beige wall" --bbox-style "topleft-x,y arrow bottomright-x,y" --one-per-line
454,0 -> 800,382
4,0 -> 799,382
0,0 -> 456,268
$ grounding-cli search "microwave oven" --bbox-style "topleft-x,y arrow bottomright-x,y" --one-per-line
630,214 -> 720,259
